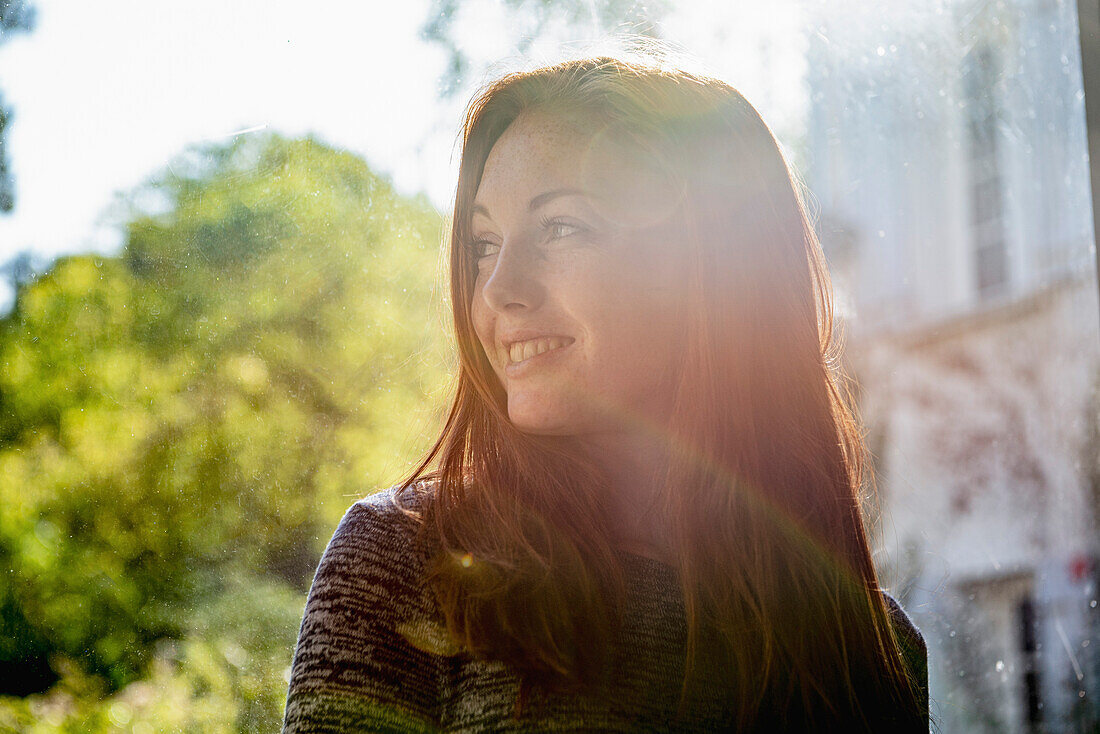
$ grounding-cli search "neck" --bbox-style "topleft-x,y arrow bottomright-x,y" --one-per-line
577,429 -> 674,559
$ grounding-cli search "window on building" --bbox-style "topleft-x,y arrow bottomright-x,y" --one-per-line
1018,596 -> 1044,732
964,41 -> 1010,298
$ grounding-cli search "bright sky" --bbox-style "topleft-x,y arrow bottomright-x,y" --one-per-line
0,0 -> 806,278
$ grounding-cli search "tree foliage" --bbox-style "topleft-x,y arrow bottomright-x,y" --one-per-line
421,0 -> 666,96
0,0 -> 36,212
0,133 -> 451,729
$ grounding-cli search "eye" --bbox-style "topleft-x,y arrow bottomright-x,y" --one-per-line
468,238 -> 500,261
539,216 -> 587,240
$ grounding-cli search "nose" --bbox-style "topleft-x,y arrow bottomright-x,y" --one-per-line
478,239 -> 545,313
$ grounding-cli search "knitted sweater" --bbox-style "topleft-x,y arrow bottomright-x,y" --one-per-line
282,486 -> 929,733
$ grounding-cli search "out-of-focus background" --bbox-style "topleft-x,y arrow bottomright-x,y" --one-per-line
0,0 -> 1096,731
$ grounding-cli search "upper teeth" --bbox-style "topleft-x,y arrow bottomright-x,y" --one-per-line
509,337 -> 569,364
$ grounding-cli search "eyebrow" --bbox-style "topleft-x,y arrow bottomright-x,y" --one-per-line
471,188 -> 591,219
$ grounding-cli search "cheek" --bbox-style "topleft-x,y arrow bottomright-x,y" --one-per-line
470,288 -> 493,355
596,259 -> 684,368
616,256 -> 681,320
470,314 -> 488,356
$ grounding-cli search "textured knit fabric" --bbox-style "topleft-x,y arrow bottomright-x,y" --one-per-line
282,486 -> 929,733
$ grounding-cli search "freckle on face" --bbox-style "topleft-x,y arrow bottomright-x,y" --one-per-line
470,113 -> 685,438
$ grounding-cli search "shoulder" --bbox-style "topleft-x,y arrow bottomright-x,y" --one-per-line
283,485 -> 445,732
326,486 -> 428,567
881,591 -> 930,716
882,593 -> 925,653
305,484 -> 440,622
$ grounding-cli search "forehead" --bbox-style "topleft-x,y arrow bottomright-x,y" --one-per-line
473,112 -> 675,226
474,113 -> 597,207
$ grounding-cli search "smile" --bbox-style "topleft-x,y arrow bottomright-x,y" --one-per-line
507,336 -> 574,365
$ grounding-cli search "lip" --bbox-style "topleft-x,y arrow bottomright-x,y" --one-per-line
500,333 -> 575,378
500,330 -> 575,349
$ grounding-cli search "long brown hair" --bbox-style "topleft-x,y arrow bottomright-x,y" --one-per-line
397,55 -> 925,730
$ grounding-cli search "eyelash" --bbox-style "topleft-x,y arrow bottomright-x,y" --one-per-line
469,217 -> 585,260
469,238 -> 499,260
538,216 -> 585,240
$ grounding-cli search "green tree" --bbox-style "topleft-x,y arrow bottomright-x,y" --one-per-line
0,133 -> 450,729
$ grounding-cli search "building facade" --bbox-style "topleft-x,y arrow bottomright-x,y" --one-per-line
805,0 -> 1100,730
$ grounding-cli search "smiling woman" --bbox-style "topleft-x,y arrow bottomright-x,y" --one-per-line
469,112 -> 686,439
282,55 -> 929,732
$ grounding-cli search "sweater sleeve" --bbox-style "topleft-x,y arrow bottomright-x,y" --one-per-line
282,491 -> 442,734
883,592 -> 930,725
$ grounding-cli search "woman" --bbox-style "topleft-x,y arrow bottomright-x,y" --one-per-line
283,55 -> 929,732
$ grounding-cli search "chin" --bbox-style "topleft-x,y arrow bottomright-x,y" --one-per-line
508,416 -> 565,435
506,408 -> 573,436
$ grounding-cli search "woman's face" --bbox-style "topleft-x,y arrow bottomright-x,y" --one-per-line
469,112 -> 686,438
